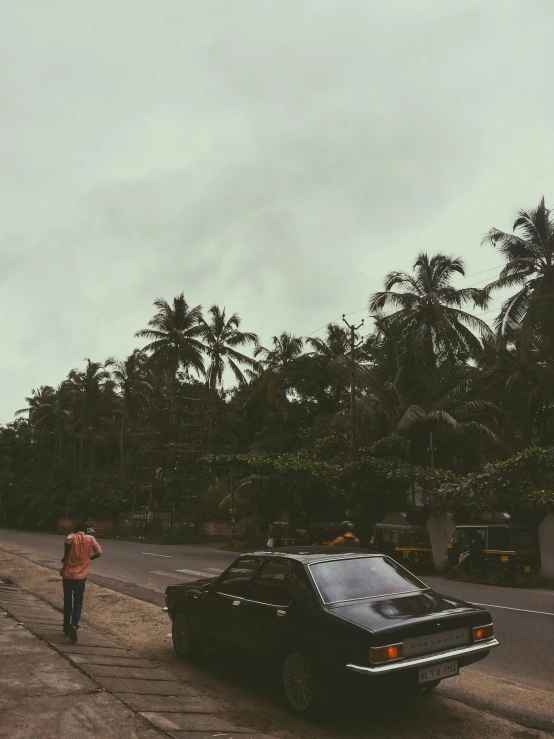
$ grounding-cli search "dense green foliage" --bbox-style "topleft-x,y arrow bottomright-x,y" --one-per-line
2,198 -> 554,527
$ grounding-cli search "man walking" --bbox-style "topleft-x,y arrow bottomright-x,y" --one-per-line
60,521 -> 102,642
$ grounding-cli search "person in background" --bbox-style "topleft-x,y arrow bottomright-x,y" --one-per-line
328,521 -> 360,547
455,531 -> 485,573
84,518 -> 96,536
267,524 -> 277,548
60,521 -> 102,642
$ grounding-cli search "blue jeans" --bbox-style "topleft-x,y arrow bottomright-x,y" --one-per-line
63,578 -> 86,629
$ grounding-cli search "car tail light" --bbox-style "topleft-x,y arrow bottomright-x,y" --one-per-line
473,624 -> 494,642
370,643 -> 404,664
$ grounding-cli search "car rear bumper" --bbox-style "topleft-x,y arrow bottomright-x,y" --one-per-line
346,638 -> 499,675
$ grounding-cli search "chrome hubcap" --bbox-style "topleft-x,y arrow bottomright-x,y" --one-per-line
173,614 -> 190,654
283,653 -> 314,712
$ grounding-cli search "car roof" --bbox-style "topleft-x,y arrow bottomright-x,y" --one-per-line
240,547 -> 382,563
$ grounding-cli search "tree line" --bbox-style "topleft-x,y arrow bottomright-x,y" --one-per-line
2,197 -> 554,527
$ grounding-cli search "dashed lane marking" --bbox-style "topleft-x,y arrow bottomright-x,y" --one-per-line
175,568 -> 213,578
149,571 -> 193,580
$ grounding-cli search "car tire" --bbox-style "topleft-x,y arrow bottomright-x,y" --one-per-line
282,650 -> 325,717
485,567 -> 502,587
172,611 -> 203,660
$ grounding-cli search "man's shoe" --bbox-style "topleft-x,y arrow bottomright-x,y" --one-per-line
69,626 -> 78,643
63,626 -> 70,636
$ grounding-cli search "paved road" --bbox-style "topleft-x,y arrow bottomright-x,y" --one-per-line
1,529 -> 553,733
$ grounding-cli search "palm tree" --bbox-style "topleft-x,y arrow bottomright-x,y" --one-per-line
369,253 -> 490,367
256,332 -> 304,371
65,359 -> 111,475
200,305 -> 259,448
254,333 -> 305,406
200,305 -> 259,391
483,197 -> 554,354
16,385 -> 72,464
135,294 -> 205,425
357,354 -> 503,467
16,386 -> 56,426
475,335 -> 554,447
305,323 -> 350,359
106,349 -> 152,468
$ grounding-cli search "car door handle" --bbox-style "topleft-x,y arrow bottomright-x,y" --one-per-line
232,600 -> 241,608
276,610 -> 287,618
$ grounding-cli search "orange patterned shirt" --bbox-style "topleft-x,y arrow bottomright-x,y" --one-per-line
60,532 -> 102,580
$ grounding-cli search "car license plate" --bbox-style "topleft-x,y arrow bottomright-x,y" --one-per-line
525,566 -> 531,572
418,660 -> 458,683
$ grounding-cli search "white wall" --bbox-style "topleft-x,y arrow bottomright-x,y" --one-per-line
538,513 -> 554,580
426,513 -> 455,571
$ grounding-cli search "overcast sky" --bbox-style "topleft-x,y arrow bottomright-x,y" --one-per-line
2,0 -> 554,422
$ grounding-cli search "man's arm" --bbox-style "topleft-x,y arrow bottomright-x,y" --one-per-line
90,538 -> 102,561
61,542 -> 71,563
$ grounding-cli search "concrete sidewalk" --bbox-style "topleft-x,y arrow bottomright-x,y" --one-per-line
0,578 -> 272,739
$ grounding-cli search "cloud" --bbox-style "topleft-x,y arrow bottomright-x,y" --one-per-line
1,0 -> 553,420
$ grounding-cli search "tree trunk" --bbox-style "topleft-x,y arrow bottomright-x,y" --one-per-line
120,402 -> 126,471
78,412 -> 87,477
89,428 -> 94,471
169,365 -> 178,427
207,376 -> 218,453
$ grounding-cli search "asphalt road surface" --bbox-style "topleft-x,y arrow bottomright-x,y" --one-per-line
1,528 -> 553,734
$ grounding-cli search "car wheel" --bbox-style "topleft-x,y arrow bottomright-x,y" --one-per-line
485,567 -> 502,587
282,651 -> 323,717
172,611 -> 203,660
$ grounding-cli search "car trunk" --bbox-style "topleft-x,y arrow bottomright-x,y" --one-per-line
328,590 -> 490,646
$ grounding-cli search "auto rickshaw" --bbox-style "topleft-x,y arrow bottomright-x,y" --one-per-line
269,521 -> 310,547
445,523 -> 541,586
369,523 -> 434,572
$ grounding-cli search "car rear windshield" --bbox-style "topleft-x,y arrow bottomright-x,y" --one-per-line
309,556 -> 425,604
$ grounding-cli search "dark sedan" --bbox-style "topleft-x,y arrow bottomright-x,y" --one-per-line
163,548 -> 498,716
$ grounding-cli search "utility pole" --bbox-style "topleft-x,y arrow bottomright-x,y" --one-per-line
342,315 -> 365,461
229,467 -> 235,543
428,430 -> 435,470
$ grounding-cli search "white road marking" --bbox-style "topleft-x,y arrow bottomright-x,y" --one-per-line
206,567 -> 223,573
149,571 -> 193,580
142,552 -> 171,558
175,568 -> 212,578
473,602 -> 554,617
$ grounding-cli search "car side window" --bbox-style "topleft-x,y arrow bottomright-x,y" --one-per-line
216,558 -> 261,598
290,562 -> 319,611
251,560 -> 291,606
